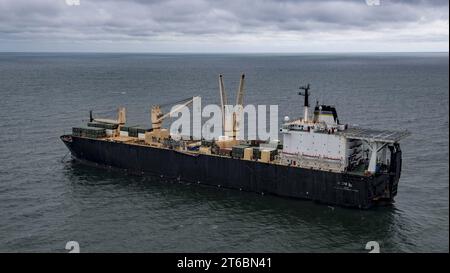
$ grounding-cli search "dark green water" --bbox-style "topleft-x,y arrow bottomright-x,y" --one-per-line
0,53 -> 448,252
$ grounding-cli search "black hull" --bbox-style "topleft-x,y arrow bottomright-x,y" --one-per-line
61,135 -> 400,209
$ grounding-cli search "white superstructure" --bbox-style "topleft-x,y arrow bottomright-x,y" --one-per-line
280,85 -> 409,174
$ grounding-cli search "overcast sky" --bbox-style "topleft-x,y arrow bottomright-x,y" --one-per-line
0,0 -> 448,53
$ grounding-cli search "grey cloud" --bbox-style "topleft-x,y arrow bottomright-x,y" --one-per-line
0,0 -> 448,51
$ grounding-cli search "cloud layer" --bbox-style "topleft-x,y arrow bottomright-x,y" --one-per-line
0,0 -> 448,52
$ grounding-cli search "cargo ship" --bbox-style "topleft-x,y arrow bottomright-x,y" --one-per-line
61,74 -> 410,209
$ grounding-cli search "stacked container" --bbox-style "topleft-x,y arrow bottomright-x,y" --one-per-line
232,144 -> 250,159
120,125 -> 151,138
72,127 -> 106,138
87,122 -> 118,136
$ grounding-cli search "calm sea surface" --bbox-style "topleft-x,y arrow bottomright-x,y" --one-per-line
0,53 -> 448,252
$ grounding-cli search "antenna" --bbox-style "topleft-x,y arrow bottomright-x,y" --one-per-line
298,83 -> 311,107
298,83 -> 311,122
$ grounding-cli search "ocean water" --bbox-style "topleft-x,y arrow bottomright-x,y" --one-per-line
0,53 -> 448,253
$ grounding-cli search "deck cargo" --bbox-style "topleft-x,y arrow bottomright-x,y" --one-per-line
72,126 -> 106,138
87,122 -> 118,130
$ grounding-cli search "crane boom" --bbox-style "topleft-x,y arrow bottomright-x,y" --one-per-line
93,118 -> 119,124
235,73 -> 245,106
233,73 -> 245,138
156,98 -> 195,122
219,74 -> 228,131
151,96 -> 197,130
91,107 -> 126,125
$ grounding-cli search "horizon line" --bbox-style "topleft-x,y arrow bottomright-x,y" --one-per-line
0,51 -> 448,55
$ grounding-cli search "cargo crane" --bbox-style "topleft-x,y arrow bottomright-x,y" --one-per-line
147,96 -> 199,146
89,107 -> 126,125
151,97 -> 196,131
218,73 -> 245,139
233,74 -> 245,139
218,74 -> 228,135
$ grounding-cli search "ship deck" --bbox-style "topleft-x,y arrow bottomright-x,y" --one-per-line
70,135 -> 357,175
